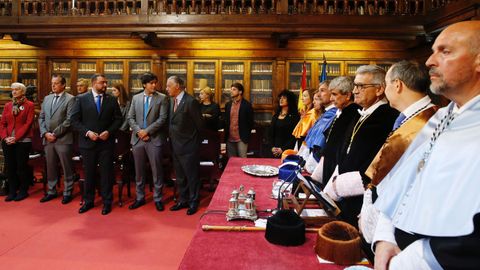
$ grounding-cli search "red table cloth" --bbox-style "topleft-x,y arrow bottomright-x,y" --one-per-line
179,157 -> 351,270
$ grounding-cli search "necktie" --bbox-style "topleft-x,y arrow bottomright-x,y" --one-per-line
51,95 -> 59,114
143,96 -> 150,129
173,98 -> 179,112
96,95 -> 102,114
392,113 -> 406,130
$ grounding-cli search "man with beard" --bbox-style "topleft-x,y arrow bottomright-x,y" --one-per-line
373,21 -> 480,269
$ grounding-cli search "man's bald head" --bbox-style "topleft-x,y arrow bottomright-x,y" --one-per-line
426,21 -> 480,106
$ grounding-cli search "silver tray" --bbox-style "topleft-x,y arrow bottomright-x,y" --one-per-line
241,165 -> 279,177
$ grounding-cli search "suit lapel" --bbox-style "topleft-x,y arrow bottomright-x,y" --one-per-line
171,94 -> 186,121
146,93 -> 156,118
51,94 -> 65,116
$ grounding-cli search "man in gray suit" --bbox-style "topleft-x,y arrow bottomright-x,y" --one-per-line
167,76 -> 204,215
127,72 -> 169,211
38,74 -> 76,204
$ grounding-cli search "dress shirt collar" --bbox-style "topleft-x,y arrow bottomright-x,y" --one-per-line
358,98 -> 388,119
175,91 -> 185,104
92,89 -> 103,98
53,91 -> 65,98
454,93 -> 480,114
325,103 -> 335,111
402,95 -> 433,119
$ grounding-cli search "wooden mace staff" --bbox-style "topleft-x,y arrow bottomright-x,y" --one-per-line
202,225 -> 320,233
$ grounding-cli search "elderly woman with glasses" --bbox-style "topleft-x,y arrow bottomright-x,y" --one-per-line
0,82 -> 35,201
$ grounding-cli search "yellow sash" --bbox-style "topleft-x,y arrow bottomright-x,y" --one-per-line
292,108 -> 318,139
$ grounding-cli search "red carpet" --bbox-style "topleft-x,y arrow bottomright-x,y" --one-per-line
0,182 -> 212,270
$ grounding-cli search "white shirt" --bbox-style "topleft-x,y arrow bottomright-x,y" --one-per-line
357,98 -> 388,119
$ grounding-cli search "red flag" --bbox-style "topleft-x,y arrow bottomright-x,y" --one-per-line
298,61 -> 307,110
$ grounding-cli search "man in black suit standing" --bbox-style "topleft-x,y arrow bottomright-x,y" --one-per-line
72,73 -> 122,215
166,76 -> 204,215
224,82 -> 254,158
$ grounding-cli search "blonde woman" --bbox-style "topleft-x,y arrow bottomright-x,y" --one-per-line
291,88 -> 319,148
199,86 -> 220,131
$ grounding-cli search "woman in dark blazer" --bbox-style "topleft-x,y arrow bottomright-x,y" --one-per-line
111,82 -> 131,132
0,82 -> 35,201
270,90 -> 300,158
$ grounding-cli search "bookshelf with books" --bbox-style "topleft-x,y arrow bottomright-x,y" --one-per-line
319,61 -> 342,81
345,62 -> 370,76
193,61 -> 216,99
221,61 -> 245,107
18,61 -> 38,90
0,61 -> 12,100
376,62 -> 394,73
104,61 -> 124,92
129,61 -> 152,96
77,61 -> 97,81
250,62 -> 273,107
166,61 -> 188,89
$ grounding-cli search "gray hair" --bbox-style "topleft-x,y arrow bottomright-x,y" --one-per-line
168,76 -> 185,89
329,76 -> 354,95
355,65 -> 386,86
388,60 -> 429,94
11,82 -> 26,93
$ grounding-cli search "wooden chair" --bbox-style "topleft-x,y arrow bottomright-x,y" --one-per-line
114,131 -> 133,206
198,129 -> 221,191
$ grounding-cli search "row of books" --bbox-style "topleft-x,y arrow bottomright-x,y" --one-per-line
20,62 -> 38,72
251,64 -> 272,73
0,62 -> 12,71
194,63 -> 215,72
167,63 -> 187,73
78,63 -> 97,73
104,63 -> 124,72
251,79 -> 271,90
222,64 -> 244,73
53,62 -> 72,72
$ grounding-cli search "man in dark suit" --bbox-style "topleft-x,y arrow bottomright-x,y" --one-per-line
38,74 -> 76,204
72,73 -> 122,215
323,65 -> 398,228
127,72 -> 169,211
224,82 -> 254,158
166,76 -> 203,215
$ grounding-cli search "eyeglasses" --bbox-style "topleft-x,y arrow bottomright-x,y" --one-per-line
353,83 -> 380,90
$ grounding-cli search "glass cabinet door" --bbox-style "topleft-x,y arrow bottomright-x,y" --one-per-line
250,62 -> 273,106
104,61 -> 124,92
288,62 -> 311,96
166,61 -> 188,87
221,62 -> 244,106
319,62 -> 341,81
52,61 -> 72,92
129,61 -> 151,96
345,62 -> 369,76
0,61 -> 13,100
18,61 -> 38,88
193,62 -> 216,99
77,61 -> 97,81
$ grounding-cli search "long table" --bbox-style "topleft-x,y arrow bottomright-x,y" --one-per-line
179,157 -> 348,270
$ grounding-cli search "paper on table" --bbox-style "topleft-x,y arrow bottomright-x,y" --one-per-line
254,218 -> 268,228
296,208 -> 328,217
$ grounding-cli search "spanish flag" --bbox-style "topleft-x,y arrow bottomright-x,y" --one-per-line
297,61 -> 307,111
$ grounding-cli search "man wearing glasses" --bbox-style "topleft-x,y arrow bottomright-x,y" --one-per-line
323,65 -> 398,228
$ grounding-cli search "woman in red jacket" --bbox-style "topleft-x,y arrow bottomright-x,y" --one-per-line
1,82 -> 35,201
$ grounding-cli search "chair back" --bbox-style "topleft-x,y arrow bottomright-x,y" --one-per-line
199,130 -> 220,162
114,131 -> 131,157
30,116 -> 44,153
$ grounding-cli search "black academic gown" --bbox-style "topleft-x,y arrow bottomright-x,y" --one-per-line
336,103 -> 398,228
321,103 -> 361,184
